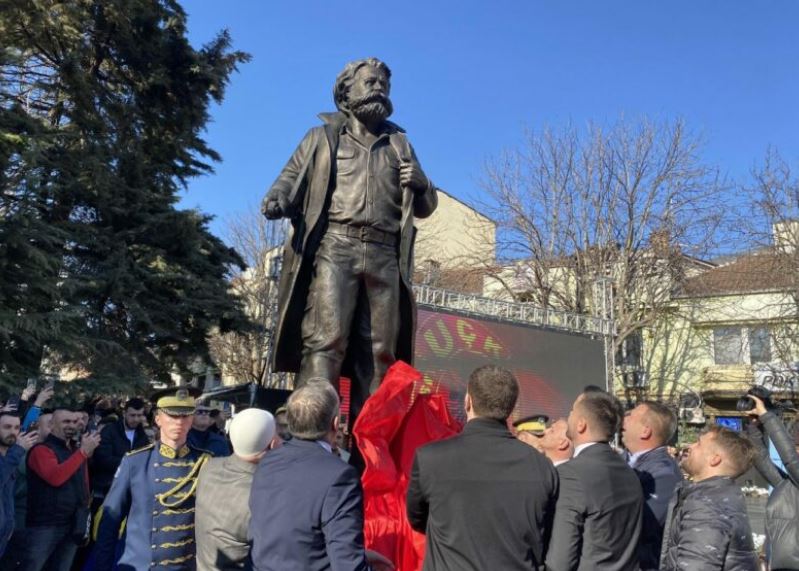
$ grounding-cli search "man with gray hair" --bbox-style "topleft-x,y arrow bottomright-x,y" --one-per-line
248,380 -> 393,571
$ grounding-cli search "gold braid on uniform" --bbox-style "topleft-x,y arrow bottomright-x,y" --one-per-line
156,453 -> 210,508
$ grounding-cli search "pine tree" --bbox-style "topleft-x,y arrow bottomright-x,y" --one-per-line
0,0 -> 251,393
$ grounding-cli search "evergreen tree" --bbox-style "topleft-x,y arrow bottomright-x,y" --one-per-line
0,0 -> 251,393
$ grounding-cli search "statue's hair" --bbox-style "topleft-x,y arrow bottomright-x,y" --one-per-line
333,57 -> 392,113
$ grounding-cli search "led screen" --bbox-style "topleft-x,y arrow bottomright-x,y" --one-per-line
413,307 -> 607,424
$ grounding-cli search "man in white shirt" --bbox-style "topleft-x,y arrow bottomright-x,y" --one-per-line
546,390 -> 643,571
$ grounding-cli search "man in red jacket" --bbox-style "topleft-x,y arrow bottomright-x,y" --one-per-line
22,408 -> 100,571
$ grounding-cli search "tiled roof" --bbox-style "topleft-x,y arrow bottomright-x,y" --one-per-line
678,251 -> 797,297
414,267 -> 486,295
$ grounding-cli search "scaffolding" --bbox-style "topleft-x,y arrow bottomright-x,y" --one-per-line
413,284 -> 615,338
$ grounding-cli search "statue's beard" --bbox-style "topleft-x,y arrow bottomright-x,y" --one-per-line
349,93 -> 393,124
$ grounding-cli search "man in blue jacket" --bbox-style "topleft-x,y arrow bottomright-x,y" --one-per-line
248,379 -> 392,571
0,412 -> 37,557
622,401 -> 682,571
187,402 -> 230,457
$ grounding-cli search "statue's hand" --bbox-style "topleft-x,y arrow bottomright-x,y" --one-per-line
262,195 -> 285,220
399,160 -> 430,194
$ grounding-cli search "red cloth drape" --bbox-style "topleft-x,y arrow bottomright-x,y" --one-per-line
353,361 -> 462,571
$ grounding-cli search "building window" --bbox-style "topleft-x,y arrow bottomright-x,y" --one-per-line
616,330 -> 643,369
749,327 -> 772,364
712,325 -> 772,365
713,327 -> 744,365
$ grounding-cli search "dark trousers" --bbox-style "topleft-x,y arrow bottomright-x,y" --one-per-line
298,232 -> 400,420
0,529 -> 27,569
20,525 -> 77,571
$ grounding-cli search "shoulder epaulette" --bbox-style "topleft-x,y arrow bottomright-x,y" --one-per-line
126,442 -> 155,456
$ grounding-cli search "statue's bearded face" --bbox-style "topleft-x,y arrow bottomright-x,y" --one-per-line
346,65 -> 393,124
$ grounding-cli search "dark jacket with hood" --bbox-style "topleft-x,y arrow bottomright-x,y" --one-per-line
660,476 -> 758,571
262,112 -> 438,376
747,411 -> 799,570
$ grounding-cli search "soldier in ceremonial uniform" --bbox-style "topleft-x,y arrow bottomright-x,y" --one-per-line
94,387 -> 211,571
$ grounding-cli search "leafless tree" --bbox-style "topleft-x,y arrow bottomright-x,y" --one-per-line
742,149 -> 799,372
477,118 -> 727,396
207,206 -> 287,386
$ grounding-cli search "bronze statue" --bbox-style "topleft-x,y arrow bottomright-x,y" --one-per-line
263,58 -> 439,422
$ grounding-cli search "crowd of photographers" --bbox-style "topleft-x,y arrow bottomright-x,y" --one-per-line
0,378 -> 797,570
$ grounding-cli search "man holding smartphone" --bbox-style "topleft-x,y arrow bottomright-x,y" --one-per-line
0,412 -> 38,557
22,408 -> 101,571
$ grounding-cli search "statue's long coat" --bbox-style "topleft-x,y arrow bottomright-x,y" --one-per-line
263,112 -> 438,376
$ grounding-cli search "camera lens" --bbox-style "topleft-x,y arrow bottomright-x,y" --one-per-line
736,396 -> 755,412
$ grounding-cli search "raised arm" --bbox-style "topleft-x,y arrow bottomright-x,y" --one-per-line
745,418 -> 784,487
761,410 -> 799,485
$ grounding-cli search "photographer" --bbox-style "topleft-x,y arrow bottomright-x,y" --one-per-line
744,391 -> 799,570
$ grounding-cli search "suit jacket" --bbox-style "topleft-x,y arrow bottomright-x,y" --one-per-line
546,442 -> 643,571
92,420 -> 150,496
631,447 -> 682,570
262,112 -> 438,374
195,455 -> 257,571
406,417 -> 558,571
248,438 -> 370,571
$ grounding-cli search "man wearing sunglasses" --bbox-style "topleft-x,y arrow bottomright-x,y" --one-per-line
187,403 -> 230,458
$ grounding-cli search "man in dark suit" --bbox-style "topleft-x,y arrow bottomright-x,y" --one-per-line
91,398 -> 149,505
546,390 -> 643,571
407,365 -> 558,571
248,379 -> 392,571
621,401 -> 682,570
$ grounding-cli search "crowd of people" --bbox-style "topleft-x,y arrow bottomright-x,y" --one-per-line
0,366 -> 797,570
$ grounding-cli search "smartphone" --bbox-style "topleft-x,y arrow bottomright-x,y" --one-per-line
6,394 -> 20,411
26,378 -> 37,392
44,378 -> 56,391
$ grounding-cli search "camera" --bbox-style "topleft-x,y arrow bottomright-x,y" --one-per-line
736,385 -> 774,413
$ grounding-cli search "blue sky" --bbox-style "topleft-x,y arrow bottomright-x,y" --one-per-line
178,1 -> 799,240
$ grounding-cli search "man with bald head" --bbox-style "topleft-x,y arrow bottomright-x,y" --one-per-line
538,418 -> 573,467
622,401 -> 682,570
24,408 -> 101,571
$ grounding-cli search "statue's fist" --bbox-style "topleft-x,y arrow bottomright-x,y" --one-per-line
399,160 -> 429,194
262,196 -> 284,220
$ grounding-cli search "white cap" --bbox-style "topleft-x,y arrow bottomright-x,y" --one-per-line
229,408 -> 275,458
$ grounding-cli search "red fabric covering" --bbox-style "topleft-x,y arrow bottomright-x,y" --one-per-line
353,361 -> 462,571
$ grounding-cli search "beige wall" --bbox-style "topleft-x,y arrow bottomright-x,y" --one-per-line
414,191 -> 495,269
640,292 -> 799,401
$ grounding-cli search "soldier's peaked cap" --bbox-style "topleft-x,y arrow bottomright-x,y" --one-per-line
513,414 -> 549,434
150,386 -> 201,416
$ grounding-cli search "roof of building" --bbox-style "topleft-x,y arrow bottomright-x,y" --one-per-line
414,266 -> 486,295
677,251 -> 797,297
436,189 -> 496,225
